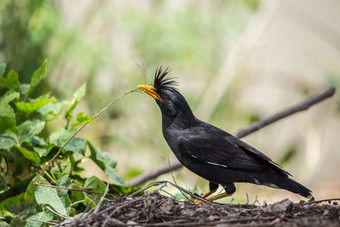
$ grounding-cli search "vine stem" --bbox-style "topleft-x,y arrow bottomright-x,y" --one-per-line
34,88 -> 139,193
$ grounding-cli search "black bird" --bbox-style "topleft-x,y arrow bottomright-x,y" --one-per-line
138,67 -> 312,203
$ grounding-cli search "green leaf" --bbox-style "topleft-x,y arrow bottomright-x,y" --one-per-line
16,96 -> 56,114
83,176 -> 107,205
15,146 -> 41,164
0,193 -> 25,211
84,176 -> 106,192
20,83 -> 30,94
25,60 -> 47,98
50,167 -> 60,180
0,70 -> 19,90
33,146 -> 50,157
35,175 -> 71,216
18,120 -> 45,144
0,91 -> 18,131
49,128 -> 86,155
38,102 -> 62,116
61,157 -> 72,176
71,112 -> 93,127
0,91 -> 19,104
51,157 -> 72,180
73,83 -> 86,102
0,175 -> 8,191
25,210 -> 53,227
88,142 -> 125,185
64,83 -> 86,120
64,138 -> 87,155
25,176 -> 49,203
0,63 -> 6,77
0,221 -> 10,227
0,133 -> 19,149
0,103 -> 16,132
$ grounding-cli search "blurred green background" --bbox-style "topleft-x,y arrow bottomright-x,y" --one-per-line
1,0 -> 339,203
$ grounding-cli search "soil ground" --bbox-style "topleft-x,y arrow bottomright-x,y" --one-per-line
61,188 -> 340,226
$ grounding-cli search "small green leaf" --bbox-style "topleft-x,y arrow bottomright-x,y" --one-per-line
25,60 -> 47,98
0,103 -> 16,132
49,128 -> 86,155
50,167 -> 60,180
0,133 -> 19,149
18,120 -> 45,144
0,63 -> 6,77
0,91 -> 18,132
33,146 -> 50,157
0,70 -> 19,90
73,83 -> 86,101
25,176 -> 49,203
0,91 -> 19,104
16,96 -> 56,114
0,175 -> 8,191
0,193 -> 25,211
35,175 -> 71,216
25,210 -> 54,227
20,83 -> 30,94
61,157 -> 72,176
15,146 -> 41,164
38,102 -> 62,116
71,112 -> 93,127
83,176 -> 107,205
84,176 -> 106,192
64,83 -> 86,120
64,138 -> 87,155
88,142 -> 125,185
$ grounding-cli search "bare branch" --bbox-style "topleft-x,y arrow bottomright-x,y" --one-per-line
94,180 -> 110,214
235,87 -> 336,138
128,87 -> 336,187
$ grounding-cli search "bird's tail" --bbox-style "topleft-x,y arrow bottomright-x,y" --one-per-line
270,177 -> 312,199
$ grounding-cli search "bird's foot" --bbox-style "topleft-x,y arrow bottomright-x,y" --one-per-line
193,190 -> 216,204
194,192 -> 233,205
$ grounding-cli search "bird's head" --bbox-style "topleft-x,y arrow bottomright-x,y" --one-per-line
138,67 -> 195,122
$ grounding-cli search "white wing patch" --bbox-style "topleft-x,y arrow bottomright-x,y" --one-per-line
190,155 -> 228,168
206,161 -> 228,168
264,182 -> 279,188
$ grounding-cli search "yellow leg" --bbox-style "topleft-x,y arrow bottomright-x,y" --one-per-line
206,192 -> 233,201
193,189 -> 216,204
194,192 -> 233,204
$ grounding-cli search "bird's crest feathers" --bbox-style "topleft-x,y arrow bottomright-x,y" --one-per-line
153,67 -> 177,92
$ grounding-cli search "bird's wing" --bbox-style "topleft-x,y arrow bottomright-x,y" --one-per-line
177,126 -> 289,176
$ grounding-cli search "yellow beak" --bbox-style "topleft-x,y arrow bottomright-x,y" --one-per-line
138,85 -> 159,100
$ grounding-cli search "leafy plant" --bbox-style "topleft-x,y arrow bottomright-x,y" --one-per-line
0,61 -> 134,226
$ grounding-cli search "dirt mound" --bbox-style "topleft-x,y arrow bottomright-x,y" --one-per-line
61,190 -> 340,226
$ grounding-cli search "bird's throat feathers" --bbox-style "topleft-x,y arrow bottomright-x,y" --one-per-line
159,101 -> 198,130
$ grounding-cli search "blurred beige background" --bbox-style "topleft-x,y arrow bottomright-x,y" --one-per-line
1,0 -> 339,203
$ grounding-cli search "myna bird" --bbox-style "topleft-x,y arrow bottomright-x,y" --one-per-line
138,67 -> 312,203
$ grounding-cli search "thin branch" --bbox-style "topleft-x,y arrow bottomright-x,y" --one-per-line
136,63 -> 147,85
303,197 -> 340,205
34,88 -> 139,192
46,206 -> 69,220
94,180 -> 110,214
128,87 -> 336,187
234,87 -> 336,138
